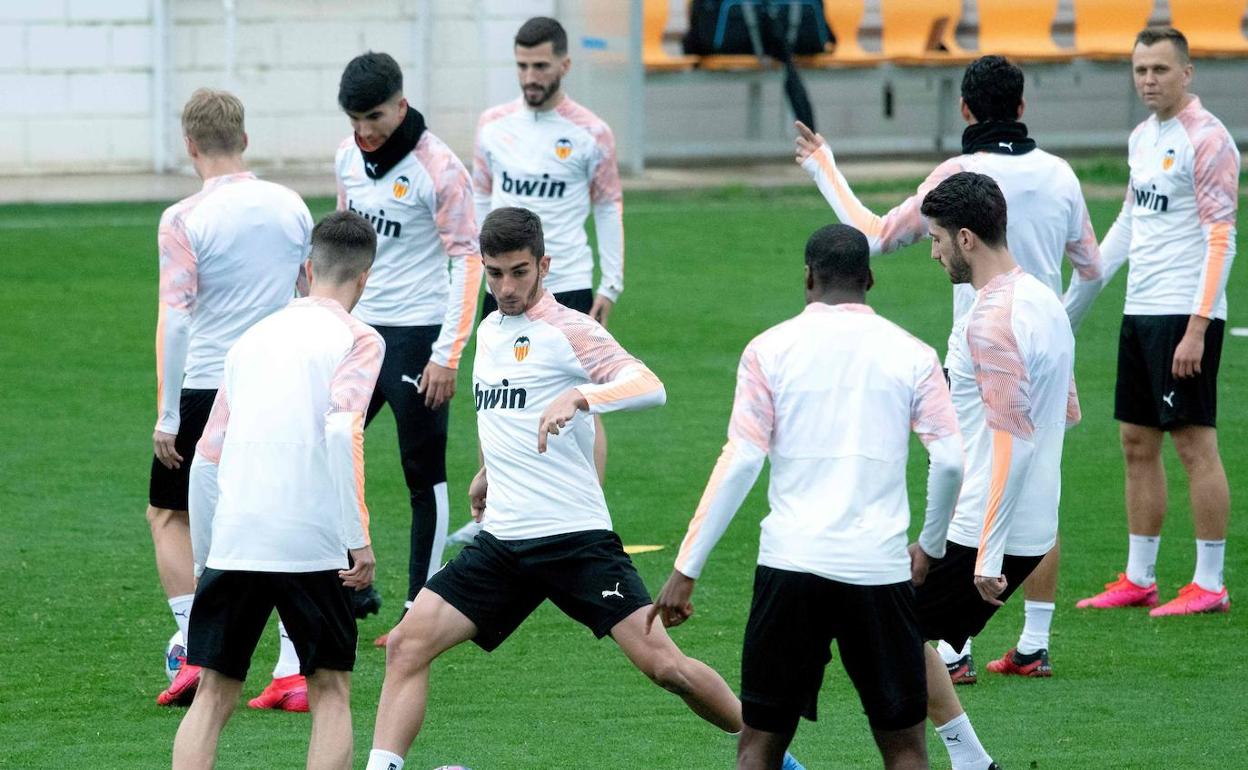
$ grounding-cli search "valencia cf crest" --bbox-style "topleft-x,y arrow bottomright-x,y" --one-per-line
393,175 -> 411,199
1162,149 -> 1176,172
513,335 -> 531,362
554,138 -> 573,160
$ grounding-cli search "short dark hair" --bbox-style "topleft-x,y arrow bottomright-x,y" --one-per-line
310,211 -> 377,284
1135,26 -> 1190,64
805,224 -> 870,292
338,51 -> 403,113
480,207 -> 545,260
961,55 -> 1024,122
920,172 -> 1008,248
515,17 -> 568,56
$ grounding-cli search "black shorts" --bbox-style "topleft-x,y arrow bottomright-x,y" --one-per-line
1115,314 -> 1223,430
740,566 -> 927,735
148,388 -> 217,510
187,568 -> 357,680
914,541 -> 1043,650
480,288 -> 594,318
424,530 -> 650,651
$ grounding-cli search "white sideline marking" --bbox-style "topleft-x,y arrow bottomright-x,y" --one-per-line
1230,327 -> 1248,337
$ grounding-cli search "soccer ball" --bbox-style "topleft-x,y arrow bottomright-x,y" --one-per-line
165,631 -> 187,682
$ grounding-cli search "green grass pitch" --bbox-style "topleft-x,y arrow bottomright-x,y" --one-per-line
0,181 -> 1243,768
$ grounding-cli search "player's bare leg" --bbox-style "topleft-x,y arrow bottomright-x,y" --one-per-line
593,415 -> 607,484
1171,426 -> 1229,541
147,505 -> 195,597
871,724 -> 929,770
990,539 -> 1058,676
306,669 -> 353,770
1121,423 -> 1167,537
1023,541 -> 1058,603
611,606 -> 741,732
370,589 -> 478,759
925,644 -> 994,768
924,645 -> 964,726
737,726 -> 792,769
172,669 -> 243,769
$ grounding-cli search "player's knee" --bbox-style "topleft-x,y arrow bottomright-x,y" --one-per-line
645,653 -> 692,695
384,626 -> 435,673
146,505 -> 186,529
1120,429 -> 1161,463
1171,430 -> 1220,472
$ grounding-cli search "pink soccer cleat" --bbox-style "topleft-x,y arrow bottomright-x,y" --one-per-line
1075,573 -> 1158,609
156,658 -> 202,706
1149,583 -> 1230,617
247,674 -> 309,712
985,647 -> 1051,678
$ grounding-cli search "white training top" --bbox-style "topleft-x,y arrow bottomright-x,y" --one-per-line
474,291 -> 664,540
473,97 -> 625,301
674,303 -> 964,586
188,297 -> 384,574
1098,96 -> 1240,320
155,172 -> 312,434
944,269 -> 1080,577
336,130 -> 482,367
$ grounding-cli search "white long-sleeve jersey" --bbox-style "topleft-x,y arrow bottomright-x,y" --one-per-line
188,297 -> 384,574
335,130 -> 482,368
155,172 -> 312,434
945,269 -> 1080,578
474,291 -> 664,540
1098,96 -> 1240,320
472,97 -> 624,301
674,302 -> 964,586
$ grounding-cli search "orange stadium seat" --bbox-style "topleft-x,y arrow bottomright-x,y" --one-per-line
643,0 -> 700,72
1168,0 -> 1248,56
797,0 -> 881,67
976,0 -> 1073,61
1072,0 -> 1155,59
880,0 -> 975,64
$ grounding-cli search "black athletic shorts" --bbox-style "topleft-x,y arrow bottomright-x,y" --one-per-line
148,388 -> 217,510
914,541 -> 1043,651
1115,314 -> 1223,430
740,566 -> 927,735
480,288 -> 594,318
187,568 -> 357,680
424,529 -> 650,651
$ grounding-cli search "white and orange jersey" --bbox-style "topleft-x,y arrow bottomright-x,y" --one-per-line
155,171 -> 312,434
1098,96 -> 1240,319
474,291 -> 663,540
187,296 -> 384,574
473,97 -> 624,301
802,143 -> 1103,331
674,303 -> 964,586
336,130 -> 482,366
944,268 -> 1079,577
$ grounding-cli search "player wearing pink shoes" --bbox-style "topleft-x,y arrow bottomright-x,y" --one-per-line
1078,28 -> 1237,618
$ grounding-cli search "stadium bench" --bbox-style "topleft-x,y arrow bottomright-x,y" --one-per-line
1071,0 -> 1155,59
643,0 -> 700,72
976,0 -> 1074,62
795,0 -> 882,67
1168,0 -> 1248,56
880,0 -> 975,65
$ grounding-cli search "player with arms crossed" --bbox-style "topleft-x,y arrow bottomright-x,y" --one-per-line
149,88 -> 313,708
652,223 -> 964,770
364,208 -> 803,770
173,211 -> 383,770
1077,27 -> 1238,617
796,55 -> 1102,681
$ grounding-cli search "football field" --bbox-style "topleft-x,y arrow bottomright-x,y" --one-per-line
0,178 -> 1244,768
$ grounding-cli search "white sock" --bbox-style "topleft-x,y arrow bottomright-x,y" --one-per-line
1193,539 -> 1226,592
169,594 -> 194,642
1126,534 -> 1160,587
365,749 -> 404,770
936,638 -> 971,665
272,622 -> 301,679
935,713 -> 993,770
1016,601 -> 1055,655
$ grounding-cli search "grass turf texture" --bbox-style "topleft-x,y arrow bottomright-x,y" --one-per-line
0,184 -> 1243,768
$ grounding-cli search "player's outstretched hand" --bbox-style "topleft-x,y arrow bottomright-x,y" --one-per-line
468,466 -> 488,522
420,360 -> 457,409
341,545 -> 376,590
794,120 -> 827,165
153,429 -> 183,470
589,295 -> 614,328
537,388 -> 589,454
973,574 -> 1007,606
908,543 -> 931,586
1172,330 -> 1204,379
647,570 -> 696,633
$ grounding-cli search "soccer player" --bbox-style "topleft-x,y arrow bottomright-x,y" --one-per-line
335,51 -> 482,640
450,16 -> 624,544
651,223 -> 964,770
364,208 -> 801,770
149,88 -> 313,707
173,211 -> 383,770
796,54 -> 1102,680
915,173 -> 1080,770
1077,27 -> 1238,616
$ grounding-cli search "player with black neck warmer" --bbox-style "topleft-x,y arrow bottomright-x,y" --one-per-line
960,119 -> 1037,156
333,51 -> 483,650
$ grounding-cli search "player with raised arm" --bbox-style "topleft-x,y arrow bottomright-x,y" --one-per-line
1077,27 -> 1238,617
364,208 -> 802,770
148,88 -> 313,708
173,211 -> 383,770
796,55 -> 1102,681
334,51 -> 482,643
651,223 -> 964,770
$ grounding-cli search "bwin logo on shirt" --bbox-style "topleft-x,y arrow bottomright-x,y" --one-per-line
500,170 -> 567,199
475,379 -> 528,411
347,200 -> 403,237
1133,185 -> 1169,213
